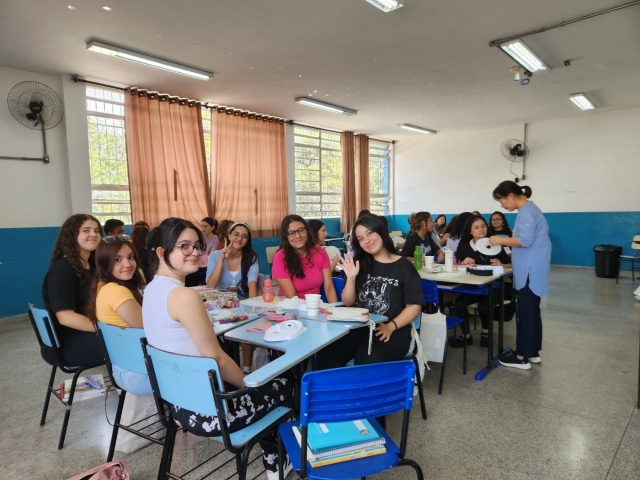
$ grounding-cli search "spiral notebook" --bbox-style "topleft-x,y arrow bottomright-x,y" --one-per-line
297,419 -> 385,458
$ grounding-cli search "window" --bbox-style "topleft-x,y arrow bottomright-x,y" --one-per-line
294,126 -> 342,218
86,86 -> 131,224
201,106 -> 211,178
369,139 -> 391,216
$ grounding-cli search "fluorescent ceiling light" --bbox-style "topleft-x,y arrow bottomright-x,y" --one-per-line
499,39 -> 549,74
398,124 -> 437,135
365,0 -> 403,13
86,41 -> 212,80
294,97 -> 357,115
569,93 -> 596,111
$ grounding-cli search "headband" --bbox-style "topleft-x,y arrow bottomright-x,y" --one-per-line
230,222 -> 250,232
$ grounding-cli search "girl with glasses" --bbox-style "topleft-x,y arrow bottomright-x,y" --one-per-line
87,236 -> 151,395
272,215 -> 338,302
41,214 -> 105,366
143,217 -> 293,479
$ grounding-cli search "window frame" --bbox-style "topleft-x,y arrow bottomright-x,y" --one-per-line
368,139 -> 392,216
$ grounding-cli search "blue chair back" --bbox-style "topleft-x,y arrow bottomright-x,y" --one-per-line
97,323 -> 146,374
320,276 -> 344,303
420,279 -> 440,305
143,341 -> 225,416
412,311 -> 421,330
29,304 -> 59,348
300,360 -> 415,426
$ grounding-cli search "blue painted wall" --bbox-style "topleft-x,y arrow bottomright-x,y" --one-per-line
2,211 -> 637,317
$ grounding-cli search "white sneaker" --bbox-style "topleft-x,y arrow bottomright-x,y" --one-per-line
528,356 -> 541,364
266,456 -> 292,480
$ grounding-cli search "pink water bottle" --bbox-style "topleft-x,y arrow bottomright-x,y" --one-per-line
262,279 -> 275,302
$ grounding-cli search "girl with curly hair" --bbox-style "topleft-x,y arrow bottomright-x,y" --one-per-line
41,214 -> 105,366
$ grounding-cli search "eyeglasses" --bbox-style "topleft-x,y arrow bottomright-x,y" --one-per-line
231,231 -> 249,241
286,227 -> 307,238
103,234 -> 131,243
177,243 -> 206,256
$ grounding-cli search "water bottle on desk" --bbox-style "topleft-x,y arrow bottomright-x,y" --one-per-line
414,246 -> 422,270
262,276 -> 275,302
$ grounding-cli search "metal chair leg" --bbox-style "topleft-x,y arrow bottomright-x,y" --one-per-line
41,365 -> 57,426
157,424 -> 177,480
412,358 -> 427,419
438,342 -> 448,395
463,332 -> 468,376
107,389 -> 127,462
58,369 -> 84,449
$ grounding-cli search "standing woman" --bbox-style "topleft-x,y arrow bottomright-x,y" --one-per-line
489,181 -> 551,370
41,214 -> 105,366
272,215 -> 337,302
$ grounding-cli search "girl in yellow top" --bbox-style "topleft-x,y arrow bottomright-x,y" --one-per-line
87,235 -> 149,394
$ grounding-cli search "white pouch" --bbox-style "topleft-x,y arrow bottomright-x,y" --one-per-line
419,311 -> 447,364
115,392 -> 165,454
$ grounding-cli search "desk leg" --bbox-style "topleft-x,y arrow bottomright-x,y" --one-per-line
487,285 -> 494,370
498,277 -> 505,353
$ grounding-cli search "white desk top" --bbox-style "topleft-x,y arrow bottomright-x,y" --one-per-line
208,308 -> 258,336
418,267 -> 512,286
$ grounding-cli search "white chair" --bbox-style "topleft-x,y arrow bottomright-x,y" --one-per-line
265,246 -> 278,266
392,236 -> 405,248
618,235 -> 640,283
323,246 -> 341,272
389,230 -> 402,238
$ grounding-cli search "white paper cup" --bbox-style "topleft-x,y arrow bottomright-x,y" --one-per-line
305,294 -> 321,316
424,256 -> 434,269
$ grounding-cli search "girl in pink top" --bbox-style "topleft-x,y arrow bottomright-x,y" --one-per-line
272,215 -> 338,302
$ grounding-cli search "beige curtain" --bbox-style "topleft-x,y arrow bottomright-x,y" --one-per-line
340,131 -> 356,233
355,134 -> 370,215
210,108 -> 288,237
125,90 -> 212,227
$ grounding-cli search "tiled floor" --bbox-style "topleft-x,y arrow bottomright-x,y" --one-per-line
1,266 -> 638,479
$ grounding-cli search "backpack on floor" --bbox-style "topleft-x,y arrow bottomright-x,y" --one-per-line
66,460 -> 129,480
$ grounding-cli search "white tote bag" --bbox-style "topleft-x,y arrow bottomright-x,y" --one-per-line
419,311 -> 447,364
115,392 -> 165,454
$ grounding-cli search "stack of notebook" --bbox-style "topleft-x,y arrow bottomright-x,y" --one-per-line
292,419 -> 386,467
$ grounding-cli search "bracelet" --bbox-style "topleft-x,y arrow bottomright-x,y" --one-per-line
390,319 -> 398,330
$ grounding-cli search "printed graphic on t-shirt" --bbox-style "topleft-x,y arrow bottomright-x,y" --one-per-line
358,274 -> 399,316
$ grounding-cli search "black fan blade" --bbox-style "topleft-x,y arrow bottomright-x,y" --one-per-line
509,144 -> 522,156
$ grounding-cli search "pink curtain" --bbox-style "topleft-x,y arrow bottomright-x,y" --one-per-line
209,108 -> 288,237
340,131 -> 356,233
355,134 -> 370,214
125,90 -> 212,227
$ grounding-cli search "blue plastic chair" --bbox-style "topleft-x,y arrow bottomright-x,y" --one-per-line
320,276 -> 344,303
141,338 -> 293,480
420,279 -> 467,395
278,361 -> 424,480
27,304 -> 105,449
97,323 -> 163,462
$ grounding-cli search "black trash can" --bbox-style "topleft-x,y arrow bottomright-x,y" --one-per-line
594,245 -> 622,278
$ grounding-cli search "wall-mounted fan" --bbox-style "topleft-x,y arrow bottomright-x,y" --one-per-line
1,81 -> 65,164
500,139 -> 529,182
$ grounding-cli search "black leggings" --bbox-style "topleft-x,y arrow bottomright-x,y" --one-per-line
172,377 -> 293,474
515,278 -> 543,358
40,330 -> 105,367
314,324 -> 412,370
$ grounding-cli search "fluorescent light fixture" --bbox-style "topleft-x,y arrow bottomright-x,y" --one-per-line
294,97 -> 357,115
86,41 -> 212,80
398,124 -> 437,135
569,93 -> 596,111
365,0 -> 403,12
499,39 -> 549,74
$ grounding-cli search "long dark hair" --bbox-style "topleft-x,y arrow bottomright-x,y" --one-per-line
449,212 -> 474,240
488,211 -> 512,236
351,215 -> 396,292
279,214 -> 317,279
443,215 -> 458,236
131,225 -> 149,252
435,214 -> 446,227
407,211 -> 431,234
202,217 -> 218,234
217,219 -> 234,245
50,214 -> 103,285
461,216 -> 490,243
146,217 -> 205,272
307,219 -> 325,245
229,222 -> 259,295
492,181 -> 532,200
87,239 -> 144,328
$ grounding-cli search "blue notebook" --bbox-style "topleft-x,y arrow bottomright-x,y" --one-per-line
298,419 -> 384,457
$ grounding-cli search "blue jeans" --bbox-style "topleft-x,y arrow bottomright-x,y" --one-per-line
112,365 -> 153,396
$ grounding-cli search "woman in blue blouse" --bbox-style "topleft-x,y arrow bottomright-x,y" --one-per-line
489,181 -> 551,370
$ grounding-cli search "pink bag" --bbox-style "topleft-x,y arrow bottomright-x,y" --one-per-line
66,460 -> 129,480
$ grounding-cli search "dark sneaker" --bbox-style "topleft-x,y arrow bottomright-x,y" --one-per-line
449,335 -> 473,349
498,352 -> 531,370
480,333 -> 489,348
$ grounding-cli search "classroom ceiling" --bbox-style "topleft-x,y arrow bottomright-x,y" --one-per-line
1,0 -> 639,140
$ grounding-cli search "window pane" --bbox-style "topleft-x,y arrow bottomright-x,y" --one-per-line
295,135 -> 320,146
369,155 -> 389,195
321,150 -> 342,193
294,126 -> 320,137
295,169 -> 320,181
320,138 -> 341,150
322,194 -> 341,203
297,204 -> 321,214
296,195 -> 321,203
295,158 -> 320,170
294,146 -> 320,160
296,180 -> 320,192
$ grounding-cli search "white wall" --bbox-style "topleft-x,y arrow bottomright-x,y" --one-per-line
394,107 -> 640,214
0,66 -> 72,228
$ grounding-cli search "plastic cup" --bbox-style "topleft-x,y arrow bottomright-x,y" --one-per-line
424,256 -> 434,269
305,294 -> 321,316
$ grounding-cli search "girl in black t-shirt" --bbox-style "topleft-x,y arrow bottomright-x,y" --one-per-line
400,212 -> 444,263
41,214 -> 105,367
488,211 -> 512,238
450,216 -> 511,349
315,215 -> 424,369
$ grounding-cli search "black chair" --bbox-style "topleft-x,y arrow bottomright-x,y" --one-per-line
28,304 -> 105,449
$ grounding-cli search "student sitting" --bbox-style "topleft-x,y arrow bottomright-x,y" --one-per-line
272,215 -> 337,302
87,235 -> 150,395
400,212 -> 444,263
41,214 -> 105,367
488,211 -> 512,238
315,215 -> 424,369
143,218 -> 292,479
450,215 -> 511,348
200,217 -> 219,255
213,219 -> 233,251
446,211 -> 474,256
307,219 -> 340,272
131,224 -> 153,283
103,218 -> 125,237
